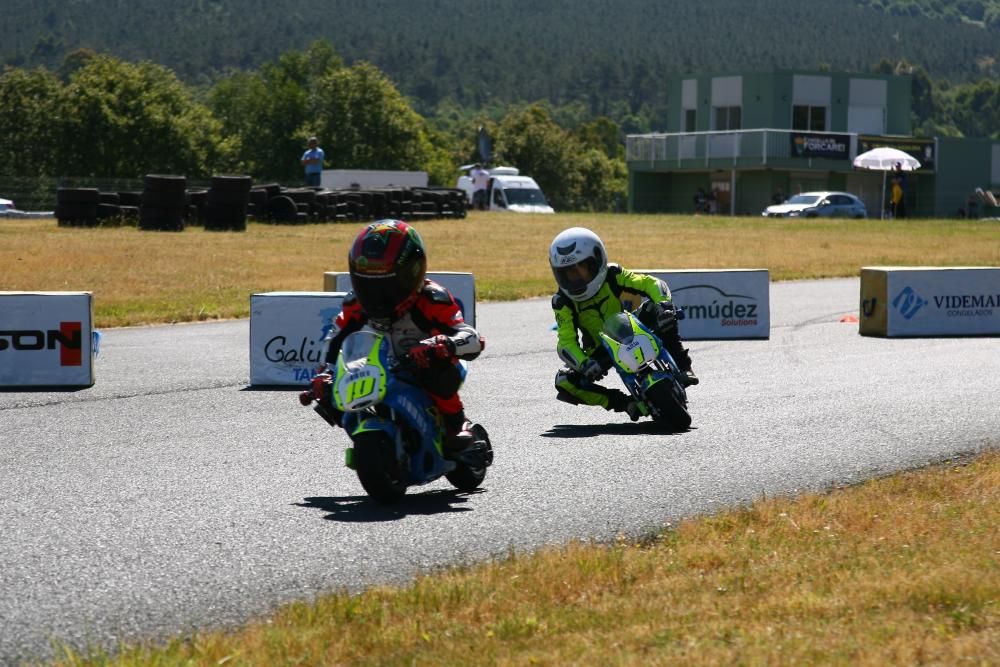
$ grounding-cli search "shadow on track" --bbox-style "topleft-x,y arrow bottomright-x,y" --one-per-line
541,422 -> 692,438
296,488 -> 485,522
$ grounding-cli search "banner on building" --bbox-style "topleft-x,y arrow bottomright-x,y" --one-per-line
791,132 -> 851,159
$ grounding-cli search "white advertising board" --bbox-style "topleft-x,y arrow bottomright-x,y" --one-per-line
323,271 -> 477,328
0,292 -> 95,387
320,169 -> 428,190
625,270 -> 770,340
860,267 -> 1000,337
249,292 -> 346,386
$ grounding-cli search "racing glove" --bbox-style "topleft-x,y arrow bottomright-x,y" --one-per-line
299,372 -> 344,427
656,301 -> 680,331
408,335 -> 457,368
580,357 -> 606,381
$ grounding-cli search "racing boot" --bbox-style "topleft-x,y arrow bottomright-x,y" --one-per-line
608,391 -> 643,422
442,410 -> 475,458
665,342 -> 699,386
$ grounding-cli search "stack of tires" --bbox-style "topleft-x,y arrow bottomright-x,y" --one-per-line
140,175 -> 187,231
55,188 -> 100,227
205,175 -> 252,231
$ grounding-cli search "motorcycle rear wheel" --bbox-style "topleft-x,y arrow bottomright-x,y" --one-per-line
445,423 -> 491,492
353,432 -> 407,503
645,379 -> 692,431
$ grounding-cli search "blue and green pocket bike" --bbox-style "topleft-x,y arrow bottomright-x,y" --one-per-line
310,329 -> 493,504
599,311 -> 692,431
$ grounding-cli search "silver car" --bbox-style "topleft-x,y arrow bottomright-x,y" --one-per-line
763,191 -> 867,218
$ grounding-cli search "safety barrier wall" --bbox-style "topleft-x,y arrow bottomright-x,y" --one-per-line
249,292 -> 346,386
627,270 -> 770,340
0,292 -> 95,387
323,271 -> 477,328
859,267 -> 1000,337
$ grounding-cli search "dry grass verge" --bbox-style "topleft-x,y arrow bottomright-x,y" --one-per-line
2,214 -> 998,328
51,450 -> 999,666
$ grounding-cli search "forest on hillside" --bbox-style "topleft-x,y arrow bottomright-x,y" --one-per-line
3,0 -> 999,133
2,1 -> 999,212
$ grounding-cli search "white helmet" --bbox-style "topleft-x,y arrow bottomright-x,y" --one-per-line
549,227 -> 608,301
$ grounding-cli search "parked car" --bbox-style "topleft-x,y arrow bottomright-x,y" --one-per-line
762,191 -> 867,218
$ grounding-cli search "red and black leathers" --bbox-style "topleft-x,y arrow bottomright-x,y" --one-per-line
322,279 -> 483,424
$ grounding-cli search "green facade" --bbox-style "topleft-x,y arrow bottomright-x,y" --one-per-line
629,69 -> 998,218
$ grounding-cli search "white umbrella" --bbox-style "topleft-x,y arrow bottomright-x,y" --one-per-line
853,147 -> 921,219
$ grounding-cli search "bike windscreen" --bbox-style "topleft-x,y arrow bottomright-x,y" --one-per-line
602,312 -> 635,342
340,330 -> 380,370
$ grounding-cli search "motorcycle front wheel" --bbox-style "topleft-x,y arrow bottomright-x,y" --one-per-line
645,379 -> 692,431
353,431 -> 407,503
445,423 -> 492,492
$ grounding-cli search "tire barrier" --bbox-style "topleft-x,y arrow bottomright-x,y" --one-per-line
55,188 -> 99,227
139,174 -> 187,232
50,178 -> 469,231
205,175 -> 252,231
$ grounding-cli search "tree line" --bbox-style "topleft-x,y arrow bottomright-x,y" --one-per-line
0,45 -> 625,211
2,42 -> 998,213
4,0 -> 999,136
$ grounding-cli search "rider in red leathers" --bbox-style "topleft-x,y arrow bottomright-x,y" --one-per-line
311,219 -> 484,456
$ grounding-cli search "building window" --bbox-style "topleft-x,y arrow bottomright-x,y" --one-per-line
684,109 -> 697,132
793,105 -> 827,131
713,106 -> 741,131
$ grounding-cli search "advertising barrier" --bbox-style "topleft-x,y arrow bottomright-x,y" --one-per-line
0,292 -> 95,387
323,271 -> 477,328
624,270 -> 770,339
860,267 -> 1000,337
249,292 -> 346,386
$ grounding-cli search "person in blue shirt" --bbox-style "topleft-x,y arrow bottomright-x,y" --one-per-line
301,137 -> 324,187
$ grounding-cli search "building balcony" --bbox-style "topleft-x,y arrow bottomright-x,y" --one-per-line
626,129 -> 929,172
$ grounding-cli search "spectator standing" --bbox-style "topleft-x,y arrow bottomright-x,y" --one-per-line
890,178 -> 903,219
470,163 -> 489,210
301,137 -> 325,187
892,162 -> 907,219
967,192 -> 979,220
693,187 -> 707,214
771,187 -> 785,205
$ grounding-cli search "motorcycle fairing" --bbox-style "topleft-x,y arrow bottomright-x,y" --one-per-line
333,331 -> 389,411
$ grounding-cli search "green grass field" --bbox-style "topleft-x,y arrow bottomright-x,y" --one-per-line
2,213 -> 998,328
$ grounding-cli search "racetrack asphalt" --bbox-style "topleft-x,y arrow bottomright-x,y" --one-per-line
1,278 -> 997,664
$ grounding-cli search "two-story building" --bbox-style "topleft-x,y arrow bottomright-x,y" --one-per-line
626,69 -> 1000,218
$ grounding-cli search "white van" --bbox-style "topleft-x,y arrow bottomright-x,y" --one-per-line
457,166 -> 555,214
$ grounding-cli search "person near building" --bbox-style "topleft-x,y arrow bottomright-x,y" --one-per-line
301,137 -> 324,187
548,227 -> 697,421
891,162 -> 907,219
470,163 -> 490,210
891,176 -> 904,219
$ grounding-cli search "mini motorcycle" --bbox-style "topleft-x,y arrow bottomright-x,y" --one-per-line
300,329 -> 493,504
599,310 -> 692,431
